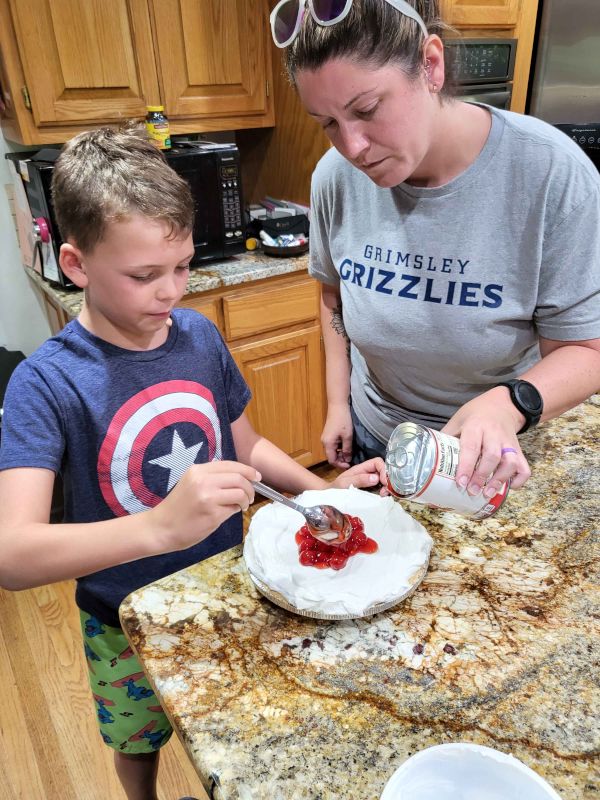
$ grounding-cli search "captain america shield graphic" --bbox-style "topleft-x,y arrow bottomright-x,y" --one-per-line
98,380 -> 223,516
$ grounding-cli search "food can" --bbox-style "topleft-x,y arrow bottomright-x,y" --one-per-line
385,422 -> 508,519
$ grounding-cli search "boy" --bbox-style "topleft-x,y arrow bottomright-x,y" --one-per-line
0,126 -> 386,800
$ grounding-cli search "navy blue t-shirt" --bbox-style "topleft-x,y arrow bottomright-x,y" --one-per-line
0,309 -> 251,626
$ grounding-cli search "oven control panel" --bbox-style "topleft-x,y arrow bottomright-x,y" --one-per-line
555,123 -> 600,149
554,123 -> 600,171
445,38 -> 517,85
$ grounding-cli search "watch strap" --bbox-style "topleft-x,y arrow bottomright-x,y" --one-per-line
495,379 -> 543,434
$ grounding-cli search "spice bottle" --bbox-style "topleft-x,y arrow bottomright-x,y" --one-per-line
385,422 -> 508,519
145,105 -> 171,150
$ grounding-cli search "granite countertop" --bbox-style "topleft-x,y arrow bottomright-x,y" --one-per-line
25,250 -> 310,318
119,398 -> 600,800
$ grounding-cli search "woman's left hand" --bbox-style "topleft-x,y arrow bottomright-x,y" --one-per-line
330,457 -> 388,491
442,389 -> 532,497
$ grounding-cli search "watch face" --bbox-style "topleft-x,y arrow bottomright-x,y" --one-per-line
516,381 -> 543,413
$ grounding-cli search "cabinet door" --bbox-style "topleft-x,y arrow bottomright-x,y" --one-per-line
150,0 -> 270,119
230,325 -> 326,467
40,289 -> 70,334
442,0 -> 519,27
8,0 -> 159,125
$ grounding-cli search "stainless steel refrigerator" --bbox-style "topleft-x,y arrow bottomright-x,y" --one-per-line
528,0 -> 600,168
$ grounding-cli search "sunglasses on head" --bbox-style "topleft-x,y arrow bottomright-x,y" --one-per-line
270,0 -> 428,49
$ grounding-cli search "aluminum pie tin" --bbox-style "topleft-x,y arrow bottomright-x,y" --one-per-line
246,557 -> 430,621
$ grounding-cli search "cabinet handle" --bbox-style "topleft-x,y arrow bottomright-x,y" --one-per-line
21,85 -> 31,110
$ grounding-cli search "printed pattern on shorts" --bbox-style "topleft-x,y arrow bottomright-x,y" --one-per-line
80,611 -> 173,754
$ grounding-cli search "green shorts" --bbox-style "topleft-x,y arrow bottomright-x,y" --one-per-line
80,610 -> 173,754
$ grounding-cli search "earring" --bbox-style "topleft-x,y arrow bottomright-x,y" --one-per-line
425,58 -> 438,91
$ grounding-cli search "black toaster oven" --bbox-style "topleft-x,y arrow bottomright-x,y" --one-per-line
6,140 -> 246,288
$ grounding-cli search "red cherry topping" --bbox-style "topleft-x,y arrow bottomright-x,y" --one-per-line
296,515 -> 377,570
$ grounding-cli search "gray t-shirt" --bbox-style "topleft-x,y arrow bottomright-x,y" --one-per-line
309,105 -> 600,442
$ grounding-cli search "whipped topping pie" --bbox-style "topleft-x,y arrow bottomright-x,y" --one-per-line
244,487 -> 433,617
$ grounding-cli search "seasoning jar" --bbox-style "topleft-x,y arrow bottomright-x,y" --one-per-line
385,422 -> 508,519
145,105 -> 171,150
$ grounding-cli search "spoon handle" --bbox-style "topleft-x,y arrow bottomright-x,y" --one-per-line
252,481 -> 306,516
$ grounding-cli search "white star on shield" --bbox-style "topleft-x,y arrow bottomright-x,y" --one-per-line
148,429 -> 204,492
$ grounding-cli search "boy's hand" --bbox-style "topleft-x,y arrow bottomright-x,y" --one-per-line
150,460 -> 260,552
330,457 -> 388,492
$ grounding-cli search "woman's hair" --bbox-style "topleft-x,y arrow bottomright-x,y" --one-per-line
285,0 -> 453,95
51,122 -> 194,254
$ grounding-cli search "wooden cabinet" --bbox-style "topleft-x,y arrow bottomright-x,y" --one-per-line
229,325 -> 325,467
151,0 -> 272,124
6,0 -> 157,128
179,273 -> 326,467
182,273 -> 326,467
441,0 -> 519,27
0,0 -> 274,145
222,279 -> 318,341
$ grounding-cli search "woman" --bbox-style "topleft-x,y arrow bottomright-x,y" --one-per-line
270,0 -> 600,500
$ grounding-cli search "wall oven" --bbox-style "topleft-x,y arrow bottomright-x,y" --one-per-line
445,38 -> 517,110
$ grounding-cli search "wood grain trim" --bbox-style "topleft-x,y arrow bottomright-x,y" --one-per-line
510,0 -> 539,113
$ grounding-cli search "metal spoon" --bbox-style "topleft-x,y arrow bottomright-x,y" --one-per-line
252,481 -> 352,545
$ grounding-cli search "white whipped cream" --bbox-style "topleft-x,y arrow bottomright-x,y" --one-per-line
244,487 -> 433,616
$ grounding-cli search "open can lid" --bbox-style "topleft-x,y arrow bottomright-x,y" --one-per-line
385,422 -> 433,497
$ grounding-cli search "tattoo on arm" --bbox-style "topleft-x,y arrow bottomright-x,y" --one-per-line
330,303 -> 347,337
330,302 -> 351,359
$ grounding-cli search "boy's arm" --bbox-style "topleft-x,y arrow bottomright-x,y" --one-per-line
232,414 -> 327,494
0,467 -> 161,590
0,461 -> 258,591
231,413 -> 385,495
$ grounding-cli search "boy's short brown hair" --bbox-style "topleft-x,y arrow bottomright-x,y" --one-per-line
51,123 -> 194,254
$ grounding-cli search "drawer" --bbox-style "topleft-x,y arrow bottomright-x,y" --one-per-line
177,296 -> 221,330
223,279 -> 319,341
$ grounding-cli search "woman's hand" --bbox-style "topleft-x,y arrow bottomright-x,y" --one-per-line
442,388 -> 531,497
321,402 -> 353,469
331,457 -> 387,490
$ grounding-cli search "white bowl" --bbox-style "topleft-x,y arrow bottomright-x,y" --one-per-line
380,743 -> 561,800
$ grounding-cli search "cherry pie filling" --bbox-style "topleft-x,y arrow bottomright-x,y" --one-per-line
295,514 -> 378,570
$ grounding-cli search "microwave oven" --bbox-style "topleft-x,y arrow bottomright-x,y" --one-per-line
6,140 -> 246,289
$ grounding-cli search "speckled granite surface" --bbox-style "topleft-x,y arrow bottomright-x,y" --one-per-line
120,398 -> 600,800
25,250 -> 309,318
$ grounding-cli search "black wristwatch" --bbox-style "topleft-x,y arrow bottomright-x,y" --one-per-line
496,379 -> 543,434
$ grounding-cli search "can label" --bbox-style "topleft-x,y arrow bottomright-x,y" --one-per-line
386,424 -> 508,519
145,121 -> 171,150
